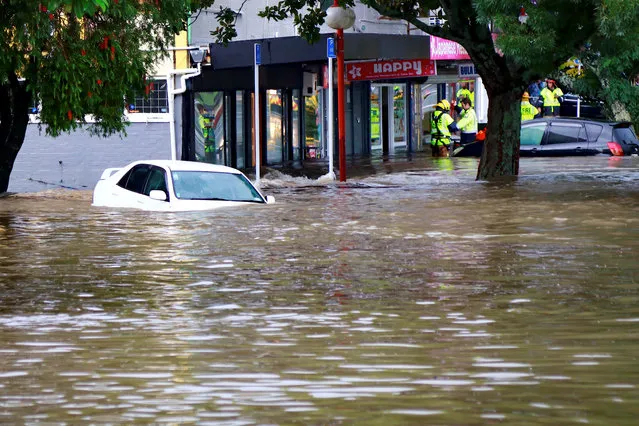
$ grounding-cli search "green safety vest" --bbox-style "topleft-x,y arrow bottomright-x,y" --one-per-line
540,87 -> 563,107
521,101 -> 538,121
457,108 -> 478,133
431,110 -> 454,146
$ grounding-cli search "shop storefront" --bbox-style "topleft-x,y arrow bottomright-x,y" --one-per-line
180,33 -> 483,171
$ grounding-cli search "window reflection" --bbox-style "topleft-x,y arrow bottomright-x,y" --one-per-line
304,94 -> 321,158
266,89 -> 283,164
194,92 -> 225,165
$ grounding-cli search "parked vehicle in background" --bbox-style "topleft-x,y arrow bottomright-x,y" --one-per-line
93,160 -> 274,211
454,117 -> 639,157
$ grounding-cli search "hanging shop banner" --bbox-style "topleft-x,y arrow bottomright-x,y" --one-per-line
345,59 -> 436,81
458,63 -> 478,78
429,36 -> 471,60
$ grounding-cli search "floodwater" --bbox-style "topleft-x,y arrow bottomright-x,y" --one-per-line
1,155 -> 639,425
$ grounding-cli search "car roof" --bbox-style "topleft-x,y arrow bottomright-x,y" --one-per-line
523,117 -> 630,127
126,160 -> 243,174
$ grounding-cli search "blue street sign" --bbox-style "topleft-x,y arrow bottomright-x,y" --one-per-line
255,43 -> 261,65
327,37 -> 336,59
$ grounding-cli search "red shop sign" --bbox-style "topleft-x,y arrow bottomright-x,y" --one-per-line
345,59 -> 436,81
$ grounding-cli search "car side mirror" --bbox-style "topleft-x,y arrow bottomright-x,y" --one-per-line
265,195 -> 275,204
149,190 -> 167,201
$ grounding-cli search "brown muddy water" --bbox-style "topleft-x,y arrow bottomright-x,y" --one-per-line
1,156 -> 639,425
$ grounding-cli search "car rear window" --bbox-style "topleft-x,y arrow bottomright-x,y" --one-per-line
613,127 -> 638,144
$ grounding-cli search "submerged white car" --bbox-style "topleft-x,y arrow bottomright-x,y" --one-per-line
92,160 -> 274,211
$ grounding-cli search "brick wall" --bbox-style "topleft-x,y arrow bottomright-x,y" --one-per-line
8,122 -> 171,193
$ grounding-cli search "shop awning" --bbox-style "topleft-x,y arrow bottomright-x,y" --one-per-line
209,33 -> 430,70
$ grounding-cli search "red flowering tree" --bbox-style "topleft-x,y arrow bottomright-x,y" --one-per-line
0,0 -> 213,193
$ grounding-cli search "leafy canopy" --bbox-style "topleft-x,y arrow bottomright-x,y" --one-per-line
1,0 -> 214,137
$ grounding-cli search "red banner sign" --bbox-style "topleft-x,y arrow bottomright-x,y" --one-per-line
345,59 -> 436,81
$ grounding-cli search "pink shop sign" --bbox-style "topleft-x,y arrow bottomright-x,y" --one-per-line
430,36 -> 470,60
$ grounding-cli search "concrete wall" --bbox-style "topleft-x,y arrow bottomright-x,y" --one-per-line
9,123 -> 171,193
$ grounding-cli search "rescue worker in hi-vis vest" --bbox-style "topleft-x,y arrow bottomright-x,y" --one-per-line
451,97 -> 477,146
540,79 -> 563,117
430,99 -> 455,157
521,92 -> 540,121
456,82 -> 472,107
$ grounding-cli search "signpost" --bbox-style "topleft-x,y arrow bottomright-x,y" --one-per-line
254,43 -> 261,186
327,37 -> 336,179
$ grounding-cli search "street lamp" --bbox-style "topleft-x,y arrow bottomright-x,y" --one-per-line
326,2 -> 355,182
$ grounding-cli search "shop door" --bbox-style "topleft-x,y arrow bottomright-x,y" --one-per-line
390,84 -> 407,151
370,84 -> 407,153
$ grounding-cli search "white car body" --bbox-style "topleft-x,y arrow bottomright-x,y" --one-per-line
92,160 -> 274,211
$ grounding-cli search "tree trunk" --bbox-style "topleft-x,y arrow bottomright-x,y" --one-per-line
477,88 -> 522,180
608,99 -> 632,122
0,75 -> 31,194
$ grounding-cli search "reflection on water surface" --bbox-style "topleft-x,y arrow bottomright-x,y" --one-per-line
1,156 -> 639,425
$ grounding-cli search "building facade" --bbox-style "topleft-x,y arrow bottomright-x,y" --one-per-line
179,1 -> 488,173
9,2 -> 485,192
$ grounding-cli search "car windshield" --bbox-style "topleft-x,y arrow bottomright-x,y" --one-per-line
171,171 -> 264,202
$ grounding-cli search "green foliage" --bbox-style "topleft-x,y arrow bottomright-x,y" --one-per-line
1,0 -> 214,137
258,0 -> 350,44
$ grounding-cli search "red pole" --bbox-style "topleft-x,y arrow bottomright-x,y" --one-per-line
336,28 -> 346,182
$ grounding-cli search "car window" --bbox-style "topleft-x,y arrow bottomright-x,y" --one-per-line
546,123 -> 587,145
121,165 -> 151,194
520,123 -> 547,146
144,167 -> 168,198
585,123 -> 603,142
117,169 -> 132,188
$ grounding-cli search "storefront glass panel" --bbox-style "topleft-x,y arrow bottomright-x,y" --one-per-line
292,89 -> 301,161
370,86 -> 381,150
266,89 -> 283,164
304,94 -> 322,159
194,92 -> 225,165
236,91 -> 245,169
393,85 -> 406,148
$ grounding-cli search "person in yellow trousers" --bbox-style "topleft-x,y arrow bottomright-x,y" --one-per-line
430,99 -> 455,157
540,79 -> 563,117
521,92 -> 540,121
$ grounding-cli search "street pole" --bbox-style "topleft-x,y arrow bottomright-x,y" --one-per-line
336,28 -> 346,182
326,3 -> 355,182
254,43 -> 261,186
327,37 -> 335,179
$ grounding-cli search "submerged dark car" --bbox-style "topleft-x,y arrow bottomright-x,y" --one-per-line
454,117 -> 639,157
